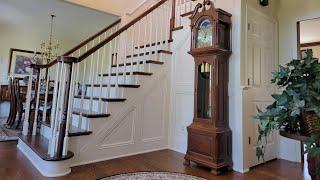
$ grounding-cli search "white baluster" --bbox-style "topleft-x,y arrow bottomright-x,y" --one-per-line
129,25 -> 135,79
141,17 -> 148,73
137,20 -> 143,73
107,30 -> 113,98
79,45 -> 88,129
63,62 -> 76,156
32,69 -> 43,135
154,8 -> 160,61
114,33 -> 120,95
99,32 -> 108,113
50,62 -> 64,156
123,30 -> 128,85
89,40 -> 96,113
42,69 -> 50,126
22,71 -> 34,136
48,63 -> 60,155
148,12 -> 154,71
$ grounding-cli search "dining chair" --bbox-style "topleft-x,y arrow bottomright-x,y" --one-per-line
6,77 -> 19,127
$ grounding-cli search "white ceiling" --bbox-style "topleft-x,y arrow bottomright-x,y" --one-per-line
0,0 -> 119,42
300,18 -> 320,44
64,0 -> 145,16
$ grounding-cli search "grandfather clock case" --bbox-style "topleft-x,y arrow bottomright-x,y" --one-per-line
184,0 -> 232,175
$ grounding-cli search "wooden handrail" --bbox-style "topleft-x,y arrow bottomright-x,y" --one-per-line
77,0 -> 168,63
35,18 -> 121,69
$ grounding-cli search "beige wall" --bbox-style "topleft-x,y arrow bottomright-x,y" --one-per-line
278,0 -> 320,64
65,0 -> 146,16
277,0 -> 320,162
0,25 -> 77,84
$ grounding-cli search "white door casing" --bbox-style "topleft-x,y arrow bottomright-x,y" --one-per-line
244,6 -> 279,168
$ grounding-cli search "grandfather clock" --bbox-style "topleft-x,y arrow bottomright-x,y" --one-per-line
184,0 -> 232,175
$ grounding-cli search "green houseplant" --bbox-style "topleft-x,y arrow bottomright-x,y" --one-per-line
253,50 -> 320,176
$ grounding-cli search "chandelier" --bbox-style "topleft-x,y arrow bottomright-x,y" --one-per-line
37,14 -> 60,64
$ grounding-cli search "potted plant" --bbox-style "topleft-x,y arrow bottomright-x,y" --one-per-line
253,50 -> 320,179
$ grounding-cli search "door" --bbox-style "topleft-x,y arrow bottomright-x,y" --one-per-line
244,7 -> 278,168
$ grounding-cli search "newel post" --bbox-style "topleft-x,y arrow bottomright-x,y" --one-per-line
56,56 -> 77,156
170,0 -> 176,40
22,66 -> 36,135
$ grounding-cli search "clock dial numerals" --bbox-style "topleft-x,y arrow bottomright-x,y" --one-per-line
196,19 -> 213,48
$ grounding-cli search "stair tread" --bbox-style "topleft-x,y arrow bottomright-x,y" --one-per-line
99,71 -> 152,77
18,133 -> 74,161
111,60 -> 164,67
85,84 -> 140,88
125,49 -> 172,58
172,26 -> 184,31
73,108 -> 110,118
135,40 -> 173,49
181,11 -> 193,17
68,126 -> 92,137
74,95 -> 126,102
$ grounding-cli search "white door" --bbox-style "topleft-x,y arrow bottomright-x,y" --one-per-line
244,7 -> 279,168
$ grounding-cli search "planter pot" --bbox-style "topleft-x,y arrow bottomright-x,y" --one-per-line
301,111 -> 320,136
307,155 -> 320,180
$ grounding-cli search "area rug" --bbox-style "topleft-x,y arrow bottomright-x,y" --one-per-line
0,118 -> 19,142
99,172 -> 206,180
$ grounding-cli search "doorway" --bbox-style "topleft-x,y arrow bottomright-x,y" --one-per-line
244,6 -> 279,168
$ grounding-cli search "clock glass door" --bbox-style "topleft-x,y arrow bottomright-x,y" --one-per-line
196,19 -> 213,48
197,62 -> 212,119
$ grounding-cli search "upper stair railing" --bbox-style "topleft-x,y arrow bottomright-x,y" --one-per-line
172,0 -> 197,29
21,18 -> 121,156
22,0 -> 179,158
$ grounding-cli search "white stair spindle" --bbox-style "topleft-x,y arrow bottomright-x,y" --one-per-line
32,69 -> 43,135
63,62 -> 76,156
42,69 -> 50,125
89,41 -> 96,113
148,12 -> 154,70
135,21 -> 141,72
50,62 -> 64,156
79,45 -> 89,128
130,25 -> 135,79
48,62 -> 60,155
123,30 -> 128,84
99,32 -> 108,113
141,17 -> 148,73
22,71 -> 34,136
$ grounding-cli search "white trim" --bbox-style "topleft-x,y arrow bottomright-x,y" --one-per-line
142,136 -> 163,143
71,146 -> 168,167
17,140 -> 72,177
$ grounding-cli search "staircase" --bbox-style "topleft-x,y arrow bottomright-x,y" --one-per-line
16,0 -> 199,177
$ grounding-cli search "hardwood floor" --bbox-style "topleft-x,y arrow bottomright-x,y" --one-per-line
0,141 -> 311,180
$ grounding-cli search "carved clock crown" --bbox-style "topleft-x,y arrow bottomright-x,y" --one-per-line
189,0 -> 232,54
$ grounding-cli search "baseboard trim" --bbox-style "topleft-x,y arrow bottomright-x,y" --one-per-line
71,146 -> 168,167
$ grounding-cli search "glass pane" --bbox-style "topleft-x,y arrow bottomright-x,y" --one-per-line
197,62 -> 212,119
196,19 -> 213,48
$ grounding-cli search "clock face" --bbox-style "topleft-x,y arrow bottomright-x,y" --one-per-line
196,19 -> 213,48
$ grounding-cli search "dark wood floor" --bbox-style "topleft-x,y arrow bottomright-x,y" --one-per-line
0,141 -> 310,180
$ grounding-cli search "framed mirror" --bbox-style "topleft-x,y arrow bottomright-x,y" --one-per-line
297,17 -> 320,59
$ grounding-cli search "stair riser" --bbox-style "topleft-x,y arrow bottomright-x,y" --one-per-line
116,47 -> 169,64
85,86 -> 125,99
72,98 -> 124,114
110,63 -> 162,75
97,75 -> 139,85
70,116 -> 90,130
